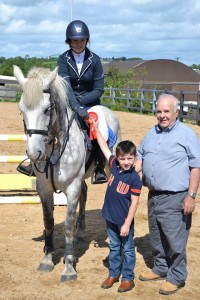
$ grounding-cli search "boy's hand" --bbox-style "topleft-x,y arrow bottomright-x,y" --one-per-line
92,119 -> 99,131
120,223 -> 130,236
91,119 -> 112,161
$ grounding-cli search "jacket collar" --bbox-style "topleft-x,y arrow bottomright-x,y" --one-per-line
65,47 -> 93,77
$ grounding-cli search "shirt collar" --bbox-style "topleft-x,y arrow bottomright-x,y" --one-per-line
72,50 -> 85,61
117,164 -> 135,173
156,119 -> 180,133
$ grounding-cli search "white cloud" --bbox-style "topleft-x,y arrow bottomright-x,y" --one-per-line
0,0 -> 200,66
0,3 -> 16,23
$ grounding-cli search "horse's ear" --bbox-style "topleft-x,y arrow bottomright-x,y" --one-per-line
43,66 -> 58,90
13,65 -> 27,85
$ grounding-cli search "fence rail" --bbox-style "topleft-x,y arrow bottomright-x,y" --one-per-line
1,79 -> 200,125
101,88 -> 200,125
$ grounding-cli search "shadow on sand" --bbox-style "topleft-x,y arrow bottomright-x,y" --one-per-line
32,208 -> 109,267
32,209 -> 153,270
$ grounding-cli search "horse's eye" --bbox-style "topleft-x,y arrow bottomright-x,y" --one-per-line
44,107 -> 50,114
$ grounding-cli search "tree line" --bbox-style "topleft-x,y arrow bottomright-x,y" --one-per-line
0,56 -> 140,89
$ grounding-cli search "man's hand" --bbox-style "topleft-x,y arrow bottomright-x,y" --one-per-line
182,195 -> 196,215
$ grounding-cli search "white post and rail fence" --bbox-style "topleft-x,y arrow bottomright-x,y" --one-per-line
1,75 -> 200,125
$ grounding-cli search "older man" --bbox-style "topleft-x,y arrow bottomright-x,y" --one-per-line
135,93 -> 200,295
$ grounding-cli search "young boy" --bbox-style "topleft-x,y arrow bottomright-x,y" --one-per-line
92,120 -> 142,293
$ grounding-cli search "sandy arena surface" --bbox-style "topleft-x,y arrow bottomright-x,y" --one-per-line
0,102 -> 200,300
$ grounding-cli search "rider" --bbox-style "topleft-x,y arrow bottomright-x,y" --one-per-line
57,20 -> 108,184
17,20 -> 108,184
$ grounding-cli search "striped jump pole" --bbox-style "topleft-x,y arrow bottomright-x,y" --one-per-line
0,133 -> 67,205
0,193 -> 67,205
0,196 -> 41,204
0,134 -> 29,162
0,156 -> 30,163
0,134 -> 27,141
0,135 -> 29,162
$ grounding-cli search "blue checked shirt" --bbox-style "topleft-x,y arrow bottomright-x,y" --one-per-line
137,120 -> 200,191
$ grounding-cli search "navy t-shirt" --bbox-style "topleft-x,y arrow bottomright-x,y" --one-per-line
102,155 -> 142,226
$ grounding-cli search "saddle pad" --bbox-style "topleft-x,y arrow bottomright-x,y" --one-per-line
108,126 -> 116,148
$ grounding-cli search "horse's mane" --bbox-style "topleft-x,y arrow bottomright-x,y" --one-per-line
23,67 -> 68,109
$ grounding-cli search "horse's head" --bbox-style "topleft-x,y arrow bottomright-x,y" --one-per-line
13,65 -> 66,162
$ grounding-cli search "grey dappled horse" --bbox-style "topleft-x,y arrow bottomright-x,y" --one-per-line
13,65 -> 121,282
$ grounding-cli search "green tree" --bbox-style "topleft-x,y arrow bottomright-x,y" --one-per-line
103,66 -> 143,111
191,64 -> 200,69
0,57 -> 6,64
0,57 -> 54,76
104,65 -> 140,89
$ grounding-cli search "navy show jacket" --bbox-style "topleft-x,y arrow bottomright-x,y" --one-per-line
57,47 -> 104,107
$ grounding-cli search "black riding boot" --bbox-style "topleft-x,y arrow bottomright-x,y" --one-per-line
92,141 -> 108,184
16,163 -> 35,177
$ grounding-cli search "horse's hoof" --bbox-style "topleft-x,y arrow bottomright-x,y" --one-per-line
37,263 -> 54,272
60,274 -> 77,282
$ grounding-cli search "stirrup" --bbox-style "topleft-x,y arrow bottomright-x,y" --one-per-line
16,163 -> 35,177
91,166 -> 107,184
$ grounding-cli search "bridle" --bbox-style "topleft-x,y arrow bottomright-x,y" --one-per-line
26,89 -> 55,138
23,89 -> 76,193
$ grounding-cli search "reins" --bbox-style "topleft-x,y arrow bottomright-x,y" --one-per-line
24,89 -> 76,193
47,110 -> 75,194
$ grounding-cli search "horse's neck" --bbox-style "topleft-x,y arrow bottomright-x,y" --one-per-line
56,106 -> 81,143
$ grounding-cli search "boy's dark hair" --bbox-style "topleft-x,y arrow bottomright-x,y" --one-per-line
116,140 -> 136,157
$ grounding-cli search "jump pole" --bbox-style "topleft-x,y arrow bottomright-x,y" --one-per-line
0,134 -> 27,141
0,156 -> 30,163
0,134 -> 67,205
0,193 -> 67,205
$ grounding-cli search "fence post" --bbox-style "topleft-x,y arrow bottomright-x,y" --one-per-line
197,91 -> 200,126
140,89 -> 144,113
152,90 -> 156,113
111,88 -> 115,105
127,89 -> 130,111
179,91 -> 184,122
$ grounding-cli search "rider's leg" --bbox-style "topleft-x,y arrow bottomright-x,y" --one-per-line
88,106 -> 108,184
92,140 -> 107,183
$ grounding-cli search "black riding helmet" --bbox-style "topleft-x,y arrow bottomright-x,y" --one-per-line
65,20 -> 90,44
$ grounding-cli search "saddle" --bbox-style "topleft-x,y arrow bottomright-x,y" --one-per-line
76,112 -> 116,151
75,112 -> 116,183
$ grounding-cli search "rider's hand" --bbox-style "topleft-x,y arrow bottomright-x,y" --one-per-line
74,107 -> 89,120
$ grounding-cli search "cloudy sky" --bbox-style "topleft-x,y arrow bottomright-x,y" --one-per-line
1,0 -> 200,66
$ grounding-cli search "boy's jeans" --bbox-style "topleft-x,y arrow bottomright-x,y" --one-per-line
106,220 -> 135,281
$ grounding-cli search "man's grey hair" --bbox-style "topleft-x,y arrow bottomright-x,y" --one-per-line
157,93 -> 180,112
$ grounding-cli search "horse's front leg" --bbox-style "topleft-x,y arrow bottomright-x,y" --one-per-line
60,183 -> 80,282
76,180 -> 87,240
37,191 -> 55,273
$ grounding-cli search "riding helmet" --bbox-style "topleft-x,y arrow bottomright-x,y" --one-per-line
65,20 -> 90,43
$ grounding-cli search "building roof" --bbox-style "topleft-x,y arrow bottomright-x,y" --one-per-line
103,59 -> 200,83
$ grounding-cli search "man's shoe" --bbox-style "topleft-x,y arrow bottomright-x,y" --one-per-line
159,281 -> 185,295
118,280 -> 135,293
101,276 -> 119,289
139,270 -> 166,281
92,166 -> 107,184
